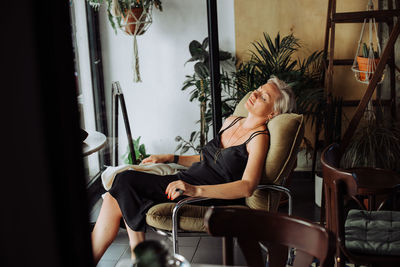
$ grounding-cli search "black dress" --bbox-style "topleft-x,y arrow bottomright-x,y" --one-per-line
108,117 -> 269,231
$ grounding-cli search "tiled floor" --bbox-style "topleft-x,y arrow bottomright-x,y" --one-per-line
91,173 -> 319,266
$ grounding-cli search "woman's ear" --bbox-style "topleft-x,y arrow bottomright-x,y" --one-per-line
267,112 -> 275,120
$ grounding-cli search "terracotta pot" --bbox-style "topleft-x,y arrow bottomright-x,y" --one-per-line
122,7 -> 147,35
356,56 -> 380,81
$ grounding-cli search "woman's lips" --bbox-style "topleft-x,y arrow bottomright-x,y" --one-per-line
248,97 -> 254,105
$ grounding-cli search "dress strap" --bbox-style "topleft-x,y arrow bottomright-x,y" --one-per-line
244,130 -> 270,144
219,117 -> 244,134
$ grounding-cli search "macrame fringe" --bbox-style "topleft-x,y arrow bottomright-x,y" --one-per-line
133,36 -> 142,83
111,0 -> 121,17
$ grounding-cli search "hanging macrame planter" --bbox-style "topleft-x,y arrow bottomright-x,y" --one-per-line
351,0 -> 384,85
112,0 -> 153,82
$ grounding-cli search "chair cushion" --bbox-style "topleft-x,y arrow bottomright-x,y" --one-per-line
345,209 -> 400,256
233,92 -> 304,184
146,203 -> 248,232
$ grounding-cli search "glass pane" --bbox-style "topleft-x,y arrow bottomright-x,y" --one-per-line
69,0 -> 102,184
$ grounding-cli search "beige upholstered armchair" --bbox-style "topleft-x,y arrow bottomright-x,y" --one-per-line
145,92 -> 304,254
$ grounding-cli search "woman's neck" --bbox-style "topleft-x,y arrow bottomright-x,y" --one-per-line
241,114 -> 268,129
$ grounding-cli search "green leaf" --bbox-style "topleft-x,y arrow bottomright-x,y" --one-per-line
194,62 -> 209,79
181,146 -> 189,154
190,131 -> 197,142
175,143 -> 182,152
189,40 -> 204,58
202,37 -> 209,50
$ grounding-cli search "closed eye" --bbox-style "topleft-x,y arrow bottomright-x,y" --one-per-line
257,89 -> 267,102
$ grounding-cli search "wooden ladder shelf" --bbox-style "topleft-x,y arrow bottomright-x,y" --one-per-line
323,0 -> 400,152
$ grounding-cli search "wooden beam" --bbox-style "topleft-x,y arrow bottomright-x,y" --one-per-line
333,10 -> 400,23
340,20 -> 400,153
341,99 -> 392,107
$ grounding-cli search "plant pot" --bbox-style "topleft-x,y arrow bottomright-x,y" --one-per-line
315,173 -> 323,207
122,7 -> 147,35
356,56 -> 380,81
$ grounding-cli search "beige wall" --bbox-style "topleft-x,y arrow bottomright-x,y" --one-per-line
234,0 -> 379,144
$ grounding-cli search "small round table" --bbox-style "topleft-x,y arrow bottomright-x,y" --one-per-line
82,130 -> 107,157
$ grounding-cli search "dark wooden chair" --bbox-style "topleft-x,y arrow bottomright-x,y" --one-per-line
204,207 -> 335,267
321,143 -> 400,267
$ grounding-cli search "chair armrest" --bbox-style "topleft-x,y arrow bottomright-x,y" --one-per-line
256,184 -> 292,216
171,196 -> 210,254
172,197 -> 210,224
170,185 -> 292,254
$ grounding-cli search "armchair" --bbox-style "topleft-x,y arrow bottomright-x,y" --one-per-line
145,92 -> 304,255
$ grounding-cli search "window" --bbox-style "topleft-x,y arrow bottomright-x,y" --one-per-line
69,0 -> 109,185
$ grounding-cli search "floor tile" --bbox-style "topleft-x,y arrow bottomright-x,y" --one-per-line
97,259 -> 117,267
119,247 -> 131,260
197,236 -> 223,249
100,244 -> 129,261
145,230 -> 170,242
177,246 -> 197,262
191,246 -> 223,265
177,236 -> 201,247
113,229 -> 129,244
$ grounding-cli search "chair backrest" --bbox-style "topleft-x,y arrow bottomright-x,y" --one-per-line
233,92 -> 304,210
320,143 -> 356,232
205,207 -> 334,267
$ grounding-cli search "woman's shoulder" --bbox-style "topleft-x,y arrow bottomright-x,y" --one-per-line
222,116 -> 243,127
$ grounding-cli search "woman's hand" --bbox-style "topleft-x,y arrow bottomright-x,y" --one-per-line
141,154 -> 172,164
165,180 -> 198,200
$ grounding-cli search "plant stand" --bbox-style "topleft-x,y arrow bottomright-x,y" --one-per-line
111,81 -> 137,166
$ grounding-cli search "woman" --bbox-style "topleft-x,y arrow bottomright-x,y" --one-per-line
91,76 -> 296,263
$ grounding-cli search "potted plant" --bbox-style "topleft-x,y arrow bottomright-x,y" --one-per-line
340,108 -> 400,173
175,37 -> 236,154
122,136 -> 150,164
87,0 -> 162,34
356,42 -> 380,81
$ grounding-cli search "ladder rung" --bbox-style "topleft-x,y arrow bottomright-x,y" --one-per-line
332,10 -> 399,23
333,59 -> 353,65
342,99 -> 392,107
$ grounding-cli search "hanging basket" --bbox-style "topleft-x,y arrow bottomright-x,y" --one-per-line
351,0 -> 384,85
115,4 -> 153,83
121,7 -> 152,36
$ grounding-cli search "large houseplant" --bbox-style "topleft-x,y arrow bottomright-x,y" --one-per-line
234,33 -> 341,154
175,37 -> 236,154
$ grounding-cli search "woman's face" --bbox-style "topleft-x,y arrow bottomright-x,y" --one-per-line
245,83 -> 281,119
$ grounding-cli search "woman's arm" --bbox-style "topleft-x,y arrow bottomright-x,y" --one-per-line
141,154 -> 200,167
166,134 -> 269,200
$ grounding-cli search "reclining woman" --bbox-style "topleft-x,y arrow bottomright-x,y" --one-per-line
91,76 -> 296,263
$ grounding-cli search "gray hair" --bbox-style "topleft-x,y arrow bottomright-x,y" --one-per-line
267,76 -> 296,114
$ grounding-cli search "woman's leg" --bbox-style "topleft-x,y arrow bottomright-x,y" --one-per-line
91,192 -> 123,264
124,222 -> 145,260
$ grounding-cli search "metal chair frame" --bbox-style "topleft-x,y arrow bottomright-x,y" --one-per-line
153,184 -> 292,255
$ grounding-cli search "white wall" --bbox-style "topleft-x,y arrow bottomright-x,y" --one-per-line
98,0 -> 236,160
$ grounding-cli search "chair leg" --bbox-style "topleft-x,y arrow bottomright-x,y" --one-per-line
223,237 -> 234,266
336,251 -> 346,267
